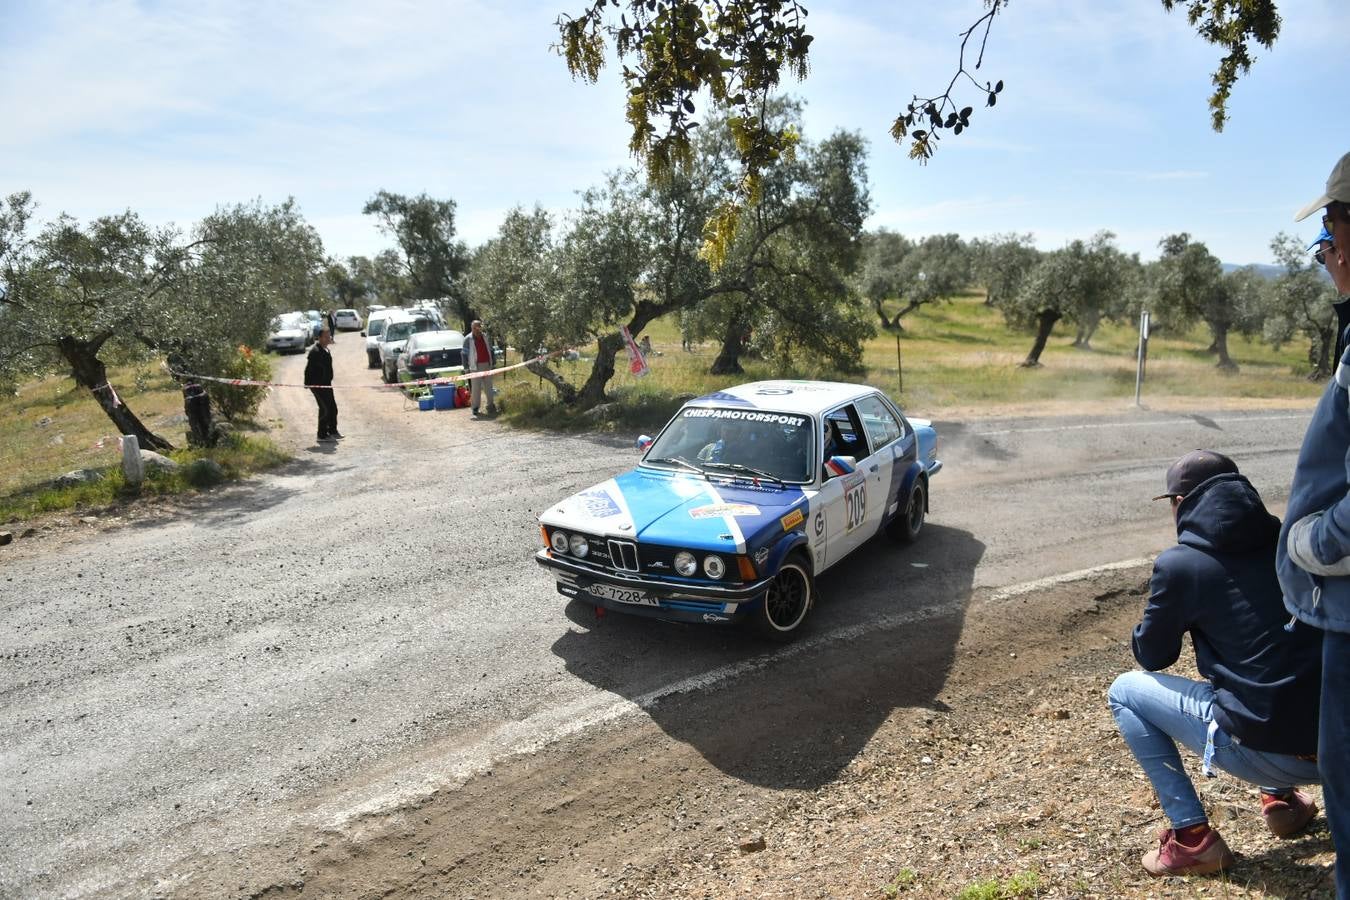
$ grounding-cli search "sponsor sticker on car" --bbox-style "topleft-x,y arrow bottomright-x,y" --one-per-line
689,503 -> 760,519
780,508 -> 804,531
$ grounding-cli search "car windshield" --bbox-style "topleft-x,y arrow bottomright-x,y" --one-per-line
384,319 -> 434,343
368,319 -> 385,336
272,315 -> 303,331
642,407 -> 814,483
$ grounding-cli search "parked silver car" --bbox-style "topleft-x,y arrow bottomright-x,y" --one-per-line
378,314 -> 438,383
265,313 -> 311,353
397,329 -> 465,382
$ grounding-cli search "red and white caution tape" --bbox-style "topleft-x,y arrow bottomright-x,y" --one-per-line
163,349 -> 569,392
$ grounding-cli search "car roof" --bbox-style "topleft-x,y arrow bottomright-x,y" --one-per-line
408,329 -> 464,347
685,380 -> 884,416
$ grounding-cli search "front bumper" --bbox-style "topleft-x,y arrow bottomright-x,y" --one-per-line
535,549 -> 770,625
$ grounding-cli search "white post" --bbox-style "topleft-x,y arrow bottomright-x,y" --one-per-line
1134,311 -> 1150,407
121,434 -> 143,484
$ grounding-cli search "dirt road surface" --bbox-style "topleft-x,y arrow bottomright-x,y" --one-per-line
0,335 -> 1317,897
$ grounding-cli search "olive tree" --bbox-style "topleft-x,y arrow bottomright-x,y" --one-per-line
363,191 -> 471,328
0,193 -> 325,450
1265,232 -> 1340,378
1003,231 -> 1138,367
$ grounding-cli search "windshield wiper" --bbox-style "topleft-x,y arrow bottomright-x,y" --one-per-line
701,461 -> 783,484
648,455 -> 706,476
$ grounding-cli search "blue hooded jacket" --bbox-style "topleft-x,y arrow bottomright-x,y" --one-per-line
1134,473 -> 1322,755
1279,338 -> 1350,634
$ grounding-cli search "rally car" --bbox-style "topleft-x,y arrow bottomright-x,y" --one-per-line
535,381 -> 941,641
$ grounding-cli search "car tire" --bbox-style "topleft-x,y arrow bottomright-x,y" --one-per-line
381,364 -> 393,384
367,350 -> 379,369
750,552 -> 814,643
888,478 -> 926,544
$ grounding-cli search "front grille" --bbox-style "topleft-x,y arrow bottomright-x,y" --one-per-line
607,539 -> 640,571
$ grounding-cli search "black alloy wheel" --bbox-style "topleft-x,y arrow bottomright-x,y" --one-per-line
751,555 -> 814,642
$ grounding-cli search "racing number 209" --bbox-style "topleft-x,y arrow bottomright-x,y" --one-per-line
844,482 -> 866,532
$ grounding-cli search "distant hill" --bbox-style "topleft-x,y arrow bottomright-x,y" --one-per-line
1221,262 -> 1286,279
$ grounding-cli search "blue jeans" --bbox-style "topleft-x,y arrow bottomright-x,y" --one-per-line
1109,671 -> 1321,829
1322,630 -> 1350,900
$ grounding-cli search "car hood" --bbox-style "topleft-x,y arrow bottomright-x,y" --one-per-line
540,467 -> 807,554
270,328 -> 307,339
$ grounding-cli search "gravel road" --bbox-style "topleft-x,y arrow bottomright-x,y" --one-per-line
0,335 -> 1315,897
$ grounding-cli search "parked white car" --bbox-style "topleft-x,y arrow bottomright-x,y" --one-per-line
364,309 -> 400,368
265,313 -> 311,353
333,308 -> 362,331
378,313 -> 438,383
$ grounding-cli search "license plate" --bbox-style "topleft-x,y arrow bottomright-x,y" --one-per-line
588,584 -> 658,606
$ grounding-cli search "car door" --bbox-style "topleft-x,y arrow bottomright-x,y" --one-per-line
853,393 -> 908,532
820,404 -> 876,562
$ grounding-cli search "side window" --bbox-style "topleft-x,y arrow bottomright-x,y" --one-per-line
822,405 -> 871,477
855,394 -> 902,451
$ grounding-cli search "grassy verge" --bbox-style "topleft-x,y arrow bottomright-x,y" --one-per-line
500,293 -> 1323,431
0,362 -> 290,522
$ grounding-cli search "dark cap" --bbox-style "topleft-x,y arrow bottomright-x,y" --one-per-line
1152,449 -> 1239,501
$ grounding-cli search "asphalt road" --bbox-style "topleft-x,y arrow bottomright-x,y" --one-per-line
0,336 -> 1315,897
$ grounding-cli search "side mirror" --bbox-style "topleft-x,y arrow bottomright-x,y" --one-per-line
636,434 -> 653,451
360,330 -> 366,337
824,455 -> 857,479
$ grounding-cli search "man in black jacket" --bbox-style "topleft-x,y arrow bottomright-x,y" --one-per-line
304,329 -> 341,442
1109,450 -> 1323,877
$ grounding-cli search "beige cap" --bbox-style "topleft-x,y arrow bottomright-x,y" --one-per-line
1296,151 -> 1350,222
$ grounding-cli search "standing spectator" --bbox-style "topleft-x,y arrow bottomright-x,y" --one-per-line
1110,450 -> 1322,878
462,319 -> 498,417
305,329 -> 341,442
325,309 -> 337,341
1312,224 -> 1350,362
1281,150 -> 1350,899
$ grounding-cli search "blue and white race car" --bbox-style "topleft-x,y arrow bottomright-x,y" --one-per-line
535,381 -> 941,641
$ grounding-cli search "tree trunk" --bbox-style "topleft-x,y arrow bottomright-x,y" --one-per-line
572,301 -> 675,410
1072,315 -> 1100,349
871,297 -> 896,331
525,358 -> 577,404
1020,311 -> 1060,367
577,331 -> 625,408
1312,326 -> 1335,380
57,336 -> 174,451
709,314 -> 749,375
1212,325 -> 1238,372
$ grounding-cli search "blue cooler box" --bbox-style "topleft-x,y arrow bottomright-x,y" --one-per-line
432,384 -> 455,410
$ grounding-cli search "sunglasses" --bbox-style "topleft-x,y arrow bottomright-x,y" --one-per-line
1316,246 -> 1329,266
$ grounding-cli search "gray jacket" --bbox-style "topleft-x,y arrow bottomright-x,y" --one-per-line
462,330 -> 495,373
1279,334 -> 1350,633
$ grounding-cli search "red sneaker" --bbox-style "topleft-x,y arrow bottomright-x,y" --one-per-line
1262,790 -> 1318,838
1142,827 -> 1235,877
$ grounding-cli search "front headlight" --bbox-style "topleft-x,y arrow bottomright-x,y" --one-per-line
703,555 -> 726,579
549,530 -> 570,553
674,551 -> 698,576
568,533 -> 589,558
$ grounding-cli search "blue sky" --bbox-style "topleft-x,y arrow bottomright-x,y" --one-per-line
2,0 -> 1343,266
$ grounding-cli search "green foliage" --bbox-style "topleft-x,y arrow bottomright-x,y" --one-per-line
881,867 -> 919,897
363,191 -> 469,327
1265,231 -> 1339,376
1161,0 -> 1281,131
1002,232 -> 1137,331
970,233 -> 1041,310
0,192 -> 326,447
558,0 -> 1279,198
1151,232 -> 1262,369
955,870 -> 1041,900
206,344 -> 273,421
